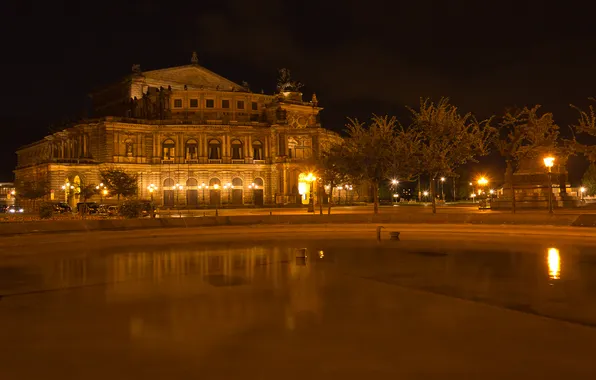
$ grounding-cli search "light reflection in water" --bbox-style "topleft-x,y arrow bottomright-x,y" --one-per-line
547,247 -> 561,280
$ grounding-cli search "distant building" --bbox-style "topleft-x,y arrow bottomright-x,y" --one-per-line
0,182 -> 15,206
14,53 -> 345,208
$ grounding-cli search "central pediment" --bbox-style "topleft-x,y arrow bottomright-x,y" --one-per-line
140,64 -> 246,92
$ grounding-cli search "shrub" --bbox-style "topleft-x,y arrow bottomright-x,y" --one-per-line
39,203 -> 54,219
119,200 -> 143,219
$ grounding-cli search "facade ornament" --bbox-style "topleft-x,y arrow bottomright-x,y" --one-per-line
311,93 -> 318,106
191,51 -> 199,64
132,64 -> 141,74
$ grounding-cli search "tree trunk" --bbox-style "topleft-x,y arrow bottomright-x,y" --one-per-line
431,176 -> 437,214
506,160 -> 516,214
373,181 -> 379,214
327,180 -> 334,215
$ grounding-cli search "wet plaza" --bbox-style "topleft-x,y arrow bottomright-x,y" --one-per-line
1,225 -> 596,378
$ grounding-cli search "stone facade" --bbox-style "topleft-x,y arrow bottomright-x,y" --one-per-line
15,56 -> 342,208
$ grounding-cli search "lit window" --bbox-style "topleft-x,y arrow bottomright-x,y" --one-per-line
206,99 -> 214,108
174,99 -> 182,108
237,101 -> 245,109
190,99 -> 198,108
222,100 -> 230,108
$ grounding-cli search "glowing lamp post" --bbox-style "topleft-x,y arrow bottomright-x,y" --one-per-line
248,183 -> 257,205
224,183 -> 231,205
440,177 -> 445,201
304,173 -> 316,212
147,184 -> 157,202
580,186 -> 586,201
423,190 -> 429,201
543,156 -> 555,214
200,183 -> 207,206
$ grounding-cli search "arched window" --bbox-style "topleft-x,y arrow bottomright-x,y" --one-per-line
252,140 -> 263,160
208,139 -> 221,160
186,178 -> 198,187
232,177 -> 243,187
163,139 -> 175,160
163,178 -> 175,188
231,139 -> 243,160
209,178 -> 221,188
185,139 -> 198,160
254,177 -> 264,187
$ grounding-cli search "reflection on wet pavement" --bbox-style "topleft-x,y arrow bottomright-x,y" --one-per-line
2,238 -> 596,378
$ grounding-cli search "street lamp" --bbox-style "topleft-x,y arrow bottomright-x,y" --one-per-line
471,193 -> 476,202
223,183 -> 231,205
96,183 -> 107,203
580,186 -> 586,201
248,183 -> 257,205
423,190 -> 429,201
543,156 -> 555,214
147,184 -> 157,202
200,182 -> 207,206
304,172 -> 316,212
440,177 -> 445,201
337,185 -> 343,205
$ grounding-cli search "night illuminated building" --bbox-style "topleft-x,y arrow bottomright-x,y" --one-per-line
14,53 -> 342,207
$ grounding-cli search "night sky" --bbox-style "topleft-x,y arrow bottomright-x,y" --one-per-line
1,1 -> 595,183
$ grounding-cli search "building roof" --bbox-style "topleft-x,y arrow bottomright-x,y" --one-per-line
140,64 -> 247,92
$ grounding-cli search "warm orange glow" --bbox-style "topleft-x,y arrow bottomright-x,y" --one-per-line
543,156 -> 555,168
548,248 -> 560,280
477,177 -> 488,186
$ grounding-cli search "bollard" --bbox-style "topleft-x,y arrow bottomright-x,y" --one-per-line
390,231 -> 400,241
376,226 -> 384,241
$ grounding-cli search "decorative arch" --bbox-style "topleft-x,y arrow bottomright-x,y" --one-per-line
254,177 -> 264,187
185,139 -> 198,160
231,139 -> 243,159
209,178 -> 221,188
163,178 -> 175,188
232,177 -> 243,187
208,139 -> 222,160
186,178 -> 198,187
162,139 -> 175,160
252,140 -> 263,160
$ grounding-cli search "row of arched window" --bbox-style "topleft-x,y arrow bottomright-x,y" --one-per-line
162,177 -> 264,188
161,139 -> 264,161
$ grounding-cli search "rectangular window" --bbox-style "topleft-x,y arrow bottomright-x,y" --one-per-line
251,102 -> 258,111
237,100 -> 245,109
206,99 -> 214,108
174,99 -> 182,108
222,99 -> 230,108
190,99 -> 198,108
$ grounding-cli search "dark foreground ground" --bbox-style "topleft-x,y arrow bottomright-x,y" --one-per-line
1,225 -> 596,379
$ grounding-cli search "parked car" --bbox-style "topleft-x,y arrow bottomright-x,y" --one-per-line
53,202 -> 72,214
98,204 -> 119,216
7,205 -> 25,213
76,202 -> 99,214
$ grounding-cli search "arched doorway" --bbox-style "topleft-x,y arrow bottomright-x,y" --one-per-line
186,178 -> 198,206
209,178 -> 221,206
232,177 -> 243,205
253,177 -> 264,206
163,178 -> 175,207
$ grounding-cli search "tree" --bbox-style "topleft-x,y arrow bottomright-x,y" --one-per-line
318,143 -> 352,215
582,164 -> 596,196
99,168 -> 138,201
342,115 -> 420,214
496,105 -> 559,213
16,180 -> 50,211
409,98 -> 495,214
570,98 -> 596,162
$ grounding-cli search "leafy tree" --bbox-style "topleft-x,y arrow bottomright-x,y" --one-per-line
496,105 -> 559,213
342,115 -> 420,214
582,164 -> 596,196
16,180 -> 50,211
408,98 -> 495,213
318,143 -> 353,214
570,98 -> 596,162
99,168 -> 138,201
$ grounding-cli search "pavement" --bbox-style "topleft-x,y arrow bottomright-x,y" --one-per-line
1,224 -> 596,378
